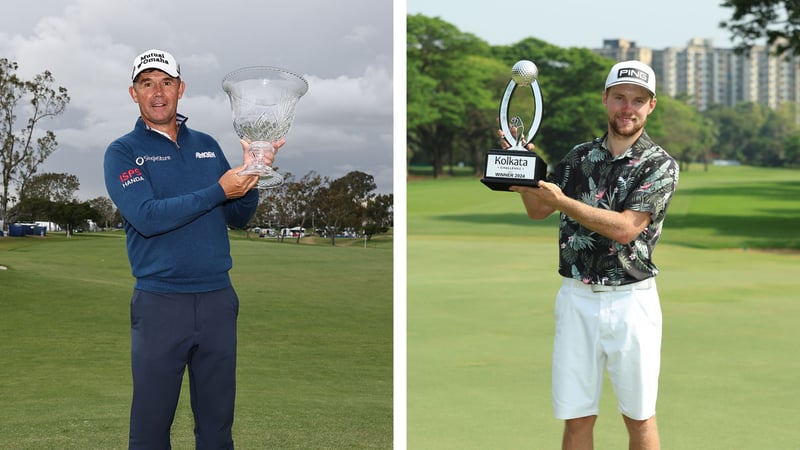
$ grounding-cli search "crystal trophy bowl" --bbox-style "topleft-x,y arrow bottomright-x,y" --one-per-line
222,66 -> 308,188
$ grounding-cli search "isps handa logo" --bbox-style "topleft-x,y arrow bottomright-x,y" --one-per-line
119,168 -> 145,188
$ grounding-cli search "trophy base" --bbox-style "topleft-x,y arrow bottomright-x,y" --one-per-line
238,164 -> 284,189
480,149 -> 547,192
255,173 -> 284,189
480,176 -> 541,191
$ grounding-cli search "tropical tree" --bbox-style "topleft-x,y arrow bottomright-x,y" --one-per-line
456,55 -> 507,176
708,102 -> 772,163
407,14 -> 496,177
407,16 -> 625,175
721,0 -> 800,55
649,96 -> 716,171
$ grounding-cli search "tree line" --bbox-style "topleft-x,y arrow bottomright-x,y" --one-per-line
248,170 -> 392,246
0,57 -> 391,243
6,169 -> 392,244
407,13 -> 800,177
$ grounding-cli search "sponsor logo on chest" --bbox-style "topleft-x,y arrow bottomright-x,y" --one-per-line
195,151 -> 217,159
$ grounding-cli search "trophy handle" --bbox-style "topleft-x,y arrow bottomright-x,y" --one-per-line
499,79 -> 543,150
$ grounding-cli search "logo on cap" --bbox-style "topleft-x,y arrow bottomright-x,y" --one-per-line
137,52 -> 170,69
617,68 -> 650,83
131,49 -> 180,81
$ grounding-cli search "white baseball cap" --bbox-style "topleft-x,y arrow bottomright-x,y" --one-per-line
605,60 -> 656,97
131,49 -> 180,81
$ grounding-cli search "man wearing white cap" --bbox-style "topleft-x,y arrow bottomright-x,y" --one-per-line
507,60 -> 679,449
105,49 -> 281,449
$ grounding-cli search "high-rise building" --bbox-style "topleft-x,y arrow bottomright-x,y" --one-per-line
595,39 -> 653,66
593,38 -> 800,111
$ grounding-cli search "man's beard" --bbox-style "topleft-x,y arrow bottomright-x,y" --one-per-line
609,115 -> 645,138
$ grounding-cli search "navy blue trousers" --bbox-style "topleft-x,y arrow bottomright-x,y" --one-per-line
128,287 -> 239,450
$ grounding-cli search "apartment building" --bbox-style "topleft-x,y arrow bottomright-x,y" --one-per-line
594,38 -> 800,111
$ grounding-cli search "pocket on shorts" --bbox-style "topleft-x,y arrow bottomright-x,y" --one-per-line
633,289 -> 662,330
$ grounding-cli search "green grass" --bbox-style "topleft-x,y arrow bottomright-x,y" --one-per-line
0,232 -> 392,449
408,164 -> 800,250
408,165 -> 800,449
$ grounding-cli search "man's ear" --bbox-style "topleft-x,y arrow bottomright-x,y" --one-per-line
129,85 -> 139,104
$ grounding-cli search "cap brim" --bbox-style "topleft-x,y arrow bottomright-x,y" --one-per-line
606,80 -> 655,97
132,66 -> 180,81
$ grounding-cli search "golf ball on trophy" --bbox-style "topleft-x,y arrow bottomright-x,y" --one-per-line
511,60 -> 538,86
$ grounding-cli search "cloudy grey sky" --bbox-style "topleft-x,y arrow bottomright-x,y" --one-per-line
2,0 -> 394,200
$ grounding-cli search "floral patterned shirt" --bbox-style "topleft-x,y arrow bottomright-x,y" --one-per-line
548,130 -> 679,286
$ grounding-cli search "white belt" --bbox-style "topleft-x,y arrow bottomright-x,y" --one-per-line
564,277 -> 654,293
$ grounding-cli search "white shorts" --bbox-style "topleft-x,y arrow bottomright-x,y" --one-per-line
552,277 -> 662,421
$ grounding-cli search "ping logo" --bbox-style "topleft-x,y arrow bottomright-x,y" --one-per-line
617,68 -> 649,83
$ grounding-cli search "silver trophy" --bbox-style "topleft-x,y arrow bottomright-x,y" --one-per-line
481,60 -> 547,191
222,66 -> 308,189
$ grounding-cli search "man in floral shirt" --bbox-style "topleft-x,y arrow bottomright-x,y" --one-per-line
509,60 -> 679,450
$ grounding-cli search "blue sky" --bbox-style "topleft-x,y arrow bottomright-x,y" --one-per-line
407,0 -> 740,50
